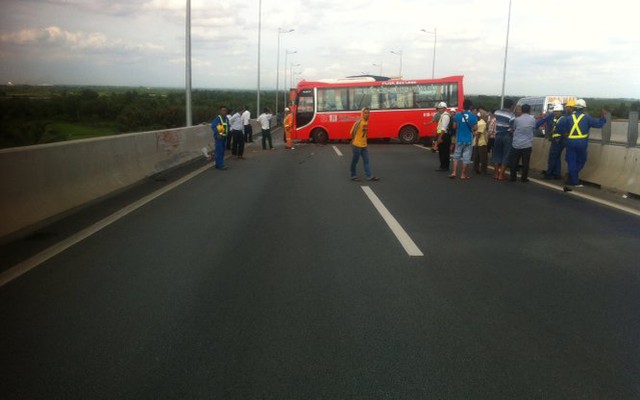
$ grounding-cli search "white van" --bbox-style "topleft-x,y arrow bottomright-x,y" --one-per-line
516,95 -> 577,117
516,95 -> 577,136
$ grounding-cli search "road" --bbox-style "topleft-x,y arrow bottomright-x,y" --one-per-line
1,138 -> 639,399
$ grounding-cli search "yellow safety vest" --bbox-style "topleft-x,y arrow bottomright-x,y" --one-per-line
551,116 -> 563,138
568,114 -> 587,139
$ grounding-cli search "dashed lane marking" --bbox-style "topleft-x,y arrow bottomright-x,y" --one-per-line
361,186 -> 424,257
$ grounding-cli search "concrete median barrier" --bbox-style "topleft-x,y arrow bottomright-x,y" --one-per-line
0,125 -> 213,242
531,137 -> 639,195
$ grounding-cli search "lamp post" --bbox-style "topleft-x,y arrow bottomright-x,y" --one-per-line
372,63 -> 383,76
421,28 -> 437,79
283,49 -> 297,108
276,28 -> 294,119
256,0 -> 262,118
390,50 -> 403,78
500,0 -> 512,109
185,0 -> 192,126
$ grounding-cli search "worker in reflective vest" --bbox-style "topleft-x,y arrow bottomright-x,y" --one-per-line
211,106 -> 230,170
536,103 -> 566,179
556,99 -> 608,187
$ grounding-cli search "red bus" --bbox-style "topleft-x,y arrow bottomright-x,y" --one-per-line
290,75 -> 464,144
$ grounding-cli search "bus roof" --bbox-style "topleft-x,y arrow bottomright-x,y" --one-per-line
297,75 -> 464,89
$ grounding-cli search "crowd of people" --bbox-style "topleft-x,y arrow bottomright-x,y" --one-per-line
430,97 -> 608,188
207,106 -> 295,171
206,98 -> 608,187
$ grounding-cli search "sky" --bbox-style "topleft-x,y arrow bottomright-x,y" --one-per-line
1,0 -> 639,98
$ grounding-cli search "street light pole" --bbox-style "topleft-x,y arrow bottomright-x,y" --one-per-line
256,0 -> 262,118
185,0 -> 192,127
500,0 -> 512,109
390,50 -> 403,78
372,63 -> 383,76
283,49 -> 297,109
276,28 -> 294,119
421,28 -> 437,79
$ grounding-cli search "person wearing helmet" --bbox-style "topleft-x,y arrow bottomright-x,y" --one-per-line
211,106 -> 230,170
556,98 -> 609,187
536,103 -> 566,179
434,102 -> 452,171
284,107 -> 295,150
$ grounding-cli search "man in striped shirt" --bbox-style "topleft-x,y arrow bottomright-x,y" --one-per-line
490,98 -> 516,181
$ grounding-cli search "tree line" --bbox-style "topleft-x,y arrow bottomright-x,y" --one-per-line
1,85 -> 638,148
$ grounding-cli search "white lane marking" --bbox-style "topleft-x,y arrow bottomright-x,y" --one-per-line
361,186 -> 424,257
332,145 -> 343,157
0,162 -> 215,288
530,178 -> 640,218
416,147 -> 640,218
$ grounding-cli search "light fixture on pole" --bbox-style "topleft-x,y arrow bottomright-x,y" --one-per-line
500,0 -> 512,109
283,49 -> 297,108
372,63 -> 383,76
421,28 -> 437,79
276,28 -> 294,118
185,0 -> 192,127
390,50 -> 403,78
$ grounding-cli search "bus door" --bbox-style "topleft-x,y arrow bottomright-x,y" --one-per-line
296,88 -> 315,129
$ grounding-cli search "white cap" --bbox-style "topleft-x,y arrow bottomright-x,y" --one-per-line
436,101 -> 447,109
553,104 -> 564,112
575,99 -> 587,108
285,107 -> 290,112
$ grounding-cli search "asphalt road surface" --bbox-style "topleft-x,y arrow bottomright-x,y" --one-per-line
1,139 -> 639,399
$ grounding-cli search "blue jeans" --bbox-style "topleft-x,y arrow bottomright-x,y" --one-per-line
491,133 -> 512,165
546,139 -> 565,178
565,138 -> 588,185
453,142 -> 473,164
350,146 -> 371,178
214,136 -> 226,168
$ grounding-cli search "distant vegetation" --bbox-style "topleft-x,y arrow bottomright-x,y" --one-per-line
0,85 -> 276,148
1,85 -> 638,148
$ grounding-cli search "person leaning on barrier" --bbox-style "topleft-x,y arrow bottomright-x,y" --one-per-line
491,98 -> 516,181
536,102 -> 566,180
556,99 -> 608,188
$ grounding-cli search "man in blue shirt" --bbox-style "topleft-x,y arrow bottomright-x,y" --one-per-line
536,103 -> 566,179
556,99 -> 608,187
211,106 -> 229,170
449,99 -> 478,180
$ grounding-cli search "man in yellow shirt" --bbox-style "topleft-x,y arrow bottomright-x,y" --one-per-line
473,108 -> 489,174
350,107 -> 379,181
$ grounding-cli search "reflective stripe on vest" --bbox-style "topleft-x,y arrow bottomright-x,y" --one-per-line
568,114 -> 587,139
551,116 -> 562,138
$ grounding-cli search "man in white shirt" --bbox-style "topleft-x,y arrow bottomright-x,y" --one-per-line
241,106 -> 252,143
257,108 -> 274,150
228,109 -> 245,159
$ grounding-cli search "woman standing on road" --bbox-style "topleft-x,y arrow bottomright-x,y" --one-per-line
350,107 -> 379,182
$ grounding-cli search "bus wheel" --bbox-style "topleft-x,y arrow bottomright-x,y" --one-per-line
312,128 -> 329,145
398,126 -> 418,144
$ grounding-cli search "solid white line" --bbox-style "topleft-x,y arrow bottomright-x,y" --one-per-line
332,145 -> 343,157
361,186 -> 424,257
0,162 -> 214,288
